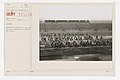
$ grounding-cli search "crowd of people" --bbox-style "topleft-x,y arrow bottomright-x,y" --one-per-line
39,33 -> 112,48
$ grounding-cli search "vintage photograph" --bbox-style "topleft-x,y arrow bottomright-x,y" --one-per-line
4,2 -> 115,76
39,20 -> 112,61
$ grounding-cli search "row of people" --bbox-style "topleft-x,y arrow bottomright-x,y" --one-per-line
40,33 -> 102,41
40,33 -> 112,48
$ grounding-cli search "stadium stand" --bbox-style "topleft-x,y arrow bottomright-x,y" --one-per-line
45,22 -> 62,31
61,23 -> 79,31
90,23 -> 109,31
77,22 -> 94,30
104,23 -> 112,30
39,23 -> 45,32
40,20 -> 112,32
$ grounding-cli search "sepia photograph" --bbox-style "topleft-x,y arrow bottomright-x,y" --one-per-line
39,20 -> 112,61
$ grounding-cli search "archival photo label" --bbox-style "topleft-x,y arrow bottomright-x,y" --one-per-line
39,20 -> 112,61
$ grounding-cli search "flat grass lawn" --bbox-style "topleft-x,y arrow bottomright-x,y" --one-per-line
40,46 -> 112,61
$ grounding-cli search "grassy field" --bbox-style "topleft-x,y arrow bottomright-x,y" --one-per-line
40,46 -> 112,61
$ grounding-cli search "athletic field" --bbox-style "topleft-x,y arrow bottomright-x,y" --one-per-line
40,46 -> 112,61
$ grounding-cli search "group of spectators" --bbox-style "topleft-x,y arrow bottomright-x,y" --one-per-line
39,33 -> 112,48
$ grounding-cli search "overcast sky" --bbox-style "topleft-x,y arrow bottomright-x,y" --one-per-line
39,4 -> 113,20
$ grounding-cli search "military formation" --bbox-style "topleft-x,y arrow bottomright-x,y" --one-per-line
39,33 -> 112,48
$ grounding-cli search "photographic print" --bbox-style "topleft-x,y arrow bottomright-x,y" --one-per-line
38,4 -> 113,61
39,20 -> 112,61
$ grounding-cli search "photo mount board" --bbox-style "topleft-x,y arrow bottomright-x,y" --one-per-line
4,2 -> 115,76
